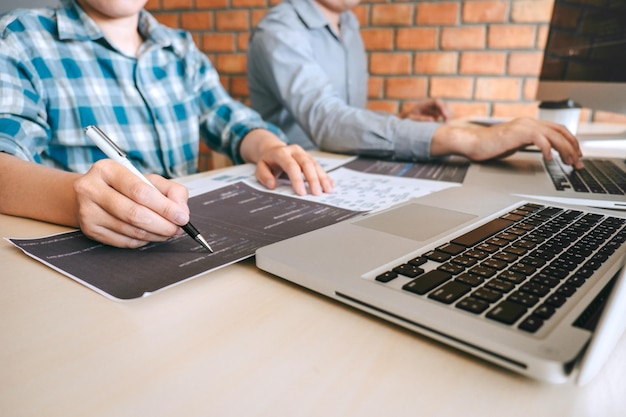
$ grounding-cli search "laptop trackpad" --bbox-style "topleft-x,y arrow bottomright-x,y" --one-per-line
355,203 -> 477,242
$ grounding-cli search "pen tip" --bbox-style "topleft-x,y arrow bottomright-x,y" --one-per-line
197,234 -> 214,253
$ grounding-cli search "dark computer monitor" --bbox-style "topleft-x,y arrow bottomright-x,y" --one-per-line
536,0 -> 626,115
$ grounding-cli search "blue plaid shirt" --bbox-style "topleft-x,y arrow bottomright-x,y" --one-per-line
0,0 -> 285,177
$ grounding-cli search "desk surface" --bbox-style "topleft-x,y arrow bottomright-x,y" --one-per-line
3,145 -> 626,417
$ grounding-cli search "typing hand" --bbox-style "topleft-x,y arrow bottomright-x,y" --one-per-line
74,159 -> 191,248
432,117 -> 584,169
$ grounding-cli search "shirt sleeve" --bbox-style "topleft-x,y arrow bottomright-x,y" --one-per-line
0,30 -> 50,164
190,46 -> 287,165
248,25 -> 440,161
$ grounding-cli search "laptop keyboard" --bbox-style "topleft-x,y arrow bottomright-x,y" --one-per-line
546,158 -> 626,195
375,203 -> 626,333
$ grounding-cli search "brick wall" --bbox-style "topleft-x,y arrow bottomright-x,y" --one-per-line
145,0 -> 626,170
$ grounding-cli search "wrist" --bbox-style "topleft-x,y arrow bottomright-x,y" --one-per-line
239,129 -> 285,163
430,125 -> 479,158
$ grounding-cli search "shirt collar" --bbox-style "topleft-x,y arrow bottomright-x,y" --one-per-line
289,0 -> 356,39
56,0 -> 185,56
290,0 -> 334,30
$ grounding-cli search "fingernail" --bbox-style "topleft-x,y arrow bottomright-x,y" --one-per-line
175,211 -> 189,225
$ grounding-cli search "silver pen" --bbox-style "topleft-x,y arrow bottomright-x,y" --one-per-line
84,125 -> 213,252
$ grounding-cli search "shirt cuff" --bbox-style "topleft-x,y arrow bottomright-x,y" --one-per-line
392,119 -> 441,160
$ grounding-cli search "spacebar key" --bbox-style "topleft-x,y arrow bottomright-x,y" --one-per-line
451,218 -> 514,247
403,270 -> 452,295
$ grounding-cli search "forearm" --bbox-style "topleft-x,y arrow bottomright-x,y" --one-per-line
0,153 -> 80,227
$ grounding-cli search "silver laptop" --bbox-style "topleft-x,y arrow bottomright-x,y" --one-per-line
461,151 -> 626,210
256,186 -> 626,384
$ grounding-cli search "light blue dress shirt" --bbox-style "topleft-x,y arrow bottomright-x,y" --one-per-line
247,0 -> 440,160
0,0 -> 285,177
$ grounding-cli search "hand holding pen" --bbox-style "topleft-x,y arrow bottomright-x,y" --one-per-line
79,125 -> 213,252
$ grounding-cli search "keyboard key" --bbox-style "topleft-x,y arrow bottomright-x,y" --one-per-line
437,243 -> 465,255
486,278 -> 515,293
456,273 -> 484,287
533,304 -> 555,320
472,287 -> 503,303
375,271 -> 398,283
393,264 -> 424,278
468,265 -> 497,278
428,281 -> 471,304
456,296 -> 489,314
487,301 -> 527,325
403,270 -> 452,295
437,262 -> 464,275
408,256 -> 427,267
519,315 -> 544,333
424,250 -> 451,262
451,218 -> 514,247
508,291 -> 539,307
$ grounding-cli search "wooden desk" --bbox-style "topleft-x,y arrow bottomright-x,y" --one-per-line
2,162 -> 626,417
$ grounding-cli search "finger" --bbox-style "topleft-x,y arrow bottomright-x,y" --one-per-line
147,175 -> 191,222
279,157 -> 308,196
535,122 -> 583,168
293,152 -> 324,195
254,160 -> 279,190
77,199 -> 173,248
95,182 -> 183,238
93,162 -> 190,227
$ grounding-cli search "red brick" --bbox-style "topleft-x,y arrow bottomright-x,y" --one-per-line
537,24 -> 550,49
460,52 -> 506,75
367,101 -> 399,114
511,0 -> 554,23
202,33 -> 235,52
153,13 -> 179,28
372,4 -> 414,26
396,28 -> 438,50
238,33 -> 250,51
370,53 -> 412,75
368,77 -> 384,99
463,1 -> 508,23
162,0 -> 192,9
414,52 -> 458,74
442,27 -> 486,50
508,52 -> 544,76
523,79 -> 538,101
416,2 -> 459,25
215,54 -> 248,74
215,10 -> 249,31
385,77 -> 428,99
493,103 -> 539,118
475,78 -> 521,101
196,0 -> 228,7
230,76 -> 249,97
252,10 -> 268,28
361,28 -> 395,51
488,25 -> 536,49
233,0 -> 266,7
430,77 -> 474,99
352,5 -> 368,26
180,12 -> 212,31
145,0 -> 160,11
448,101 -> 491,118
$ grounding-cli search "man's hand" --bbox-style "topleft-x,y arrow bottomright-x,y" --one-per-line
431,117 -> 584,169
239,129 -> 335,196
74,159 -> 191,248
400,99 -> 452,122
